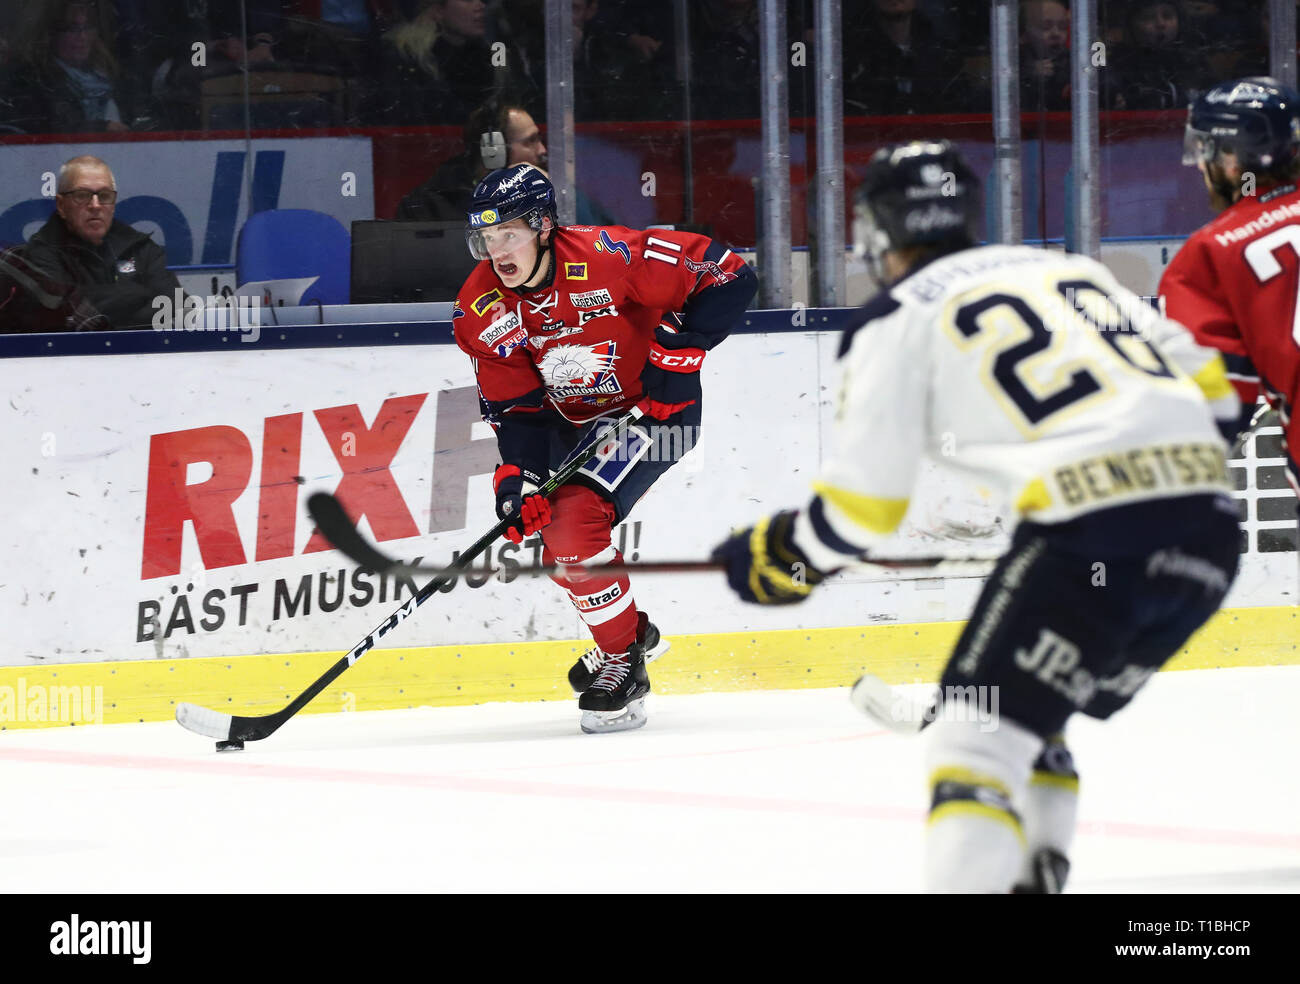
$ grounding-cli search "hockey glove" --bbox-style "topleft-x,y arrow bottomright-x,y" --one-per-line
493,464 -> 552,544
637,339 -> 705,420
711,511 -> 828,605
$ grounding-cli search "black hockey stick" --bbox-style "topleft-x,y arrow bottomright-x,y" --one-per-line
306,493 -> 1002,581
174,408 -> 649,746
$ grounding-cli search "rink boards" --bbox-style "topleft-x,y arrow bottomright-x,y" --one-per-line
2,327 -> 1296,728
0,606 -> 1296,729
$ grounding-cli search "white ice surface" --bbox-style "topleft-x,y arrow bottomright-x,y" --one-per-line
1,666 -> 1297,893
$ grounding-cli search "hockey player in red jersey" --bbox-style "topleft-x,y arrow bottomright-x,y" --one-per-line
453,163 -> 756,733
1161,77 -> 1300,501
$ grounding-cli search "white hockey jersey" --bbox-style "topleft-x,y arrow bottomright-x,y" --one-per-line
793,245 -> 1239,570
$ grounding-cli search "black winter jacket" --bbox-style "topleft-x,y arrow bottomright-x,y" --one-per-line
24,214 -> 181,330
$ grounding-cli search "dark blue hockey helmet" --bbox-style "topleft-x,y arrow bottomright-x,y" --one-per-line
465,163 -> 559,260
1184,77 -> 1300,174
854,140 -> 979,266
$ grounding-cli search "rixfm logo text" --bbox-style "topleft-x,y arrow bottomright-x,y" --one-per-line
142,387 -> 494,579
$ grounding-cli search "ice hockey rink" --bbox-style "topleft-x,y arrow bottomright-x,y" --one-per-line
1,665 -> 1296,894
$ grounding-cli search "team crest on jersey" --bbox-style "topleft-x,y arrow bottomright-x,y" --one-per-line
578,304 -> 618,324
564,262 -> 588,280
538,341 -> 622,399
471,288 -> 503,316
452,299 -> 465,319
592,230 -> 631,264
569,288 -> 614,308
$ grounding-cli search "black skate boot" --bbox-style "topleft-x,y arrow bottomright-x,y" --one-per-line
578,643 -> 651,734
1011,848 -> 1071,894
568,611 -> 668,694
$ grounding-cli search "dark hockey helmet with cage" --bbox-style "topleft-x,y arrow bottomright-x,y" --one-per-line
1183,77 -> 1300,174
854,140 -> 979,265
465,163 -> 559,260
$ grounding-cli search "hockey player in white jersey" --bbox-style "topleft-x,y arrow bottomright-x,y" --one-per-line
712,141 -> 1243,893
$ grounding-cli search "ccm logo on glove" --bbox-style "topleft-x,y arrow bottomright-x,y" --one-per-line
647,345 -> 705,372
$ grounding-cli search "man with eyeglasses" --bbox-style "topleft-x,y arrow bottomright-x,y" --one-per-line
23,154 -> 181,330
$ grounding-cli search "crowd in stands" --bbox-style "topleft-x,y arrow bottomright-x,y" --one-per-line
0,1 -> 1286,137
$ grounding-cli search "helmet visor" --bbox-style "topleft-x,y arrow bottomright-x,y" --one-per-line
465,221 -> 540,263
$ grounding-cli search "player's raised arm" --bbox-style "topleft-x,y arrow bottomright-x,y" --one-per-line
618,227 -> 756,419
623,227 -> 756,352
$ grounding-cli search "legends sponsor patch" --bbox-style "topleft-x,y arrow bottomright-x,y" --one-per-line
569,288 -> 614,308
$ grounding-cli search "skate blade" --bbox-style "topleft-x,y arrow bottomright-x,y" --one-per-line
580,697 -> 647,734
849,674 -> 928,735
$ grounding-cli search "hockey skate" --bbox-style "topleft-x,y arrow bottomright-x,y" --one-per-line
568,611 -> 669,694
1011,848 -> 1070,894
579,642 -> 651,734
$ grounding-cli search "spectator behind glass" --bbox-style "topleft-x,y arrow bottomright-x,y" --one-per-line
0,4 -> 17,93
23,155 -> 183,330
397,101 -> 546,220
280,1 -> 395,77
843,0 -> 967,115
1222,2 -> 1275,79
572,0 -> 676,121
429,0 -> 510,120
114,0 -> 280,131
690,0 -> 760,120
396,99 -> 615,224
1107,1 -> 1210,110
1021,0 -> 1071,112
1,1 -> 135,134
373,0 -> 524,124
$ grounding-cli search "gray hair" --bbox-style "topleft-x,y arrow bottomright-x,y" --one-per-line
58,155 -> 116,193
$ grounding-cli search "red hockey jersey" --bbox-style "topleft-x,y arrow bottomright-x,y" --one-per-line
1160,184 -> 1300,491
452,224 -> 751,426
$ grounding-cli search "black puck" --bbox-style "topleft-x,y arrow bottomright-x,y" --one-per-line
215,739 -> 245,752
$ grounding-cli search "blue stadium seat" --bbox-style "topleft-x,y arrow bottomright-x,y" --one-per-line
236,209 -> 350,305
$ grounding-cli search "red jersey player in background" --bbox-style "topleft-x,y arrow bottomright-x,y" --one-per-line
453,164 -> 756,733
1161,77 -> 1300,520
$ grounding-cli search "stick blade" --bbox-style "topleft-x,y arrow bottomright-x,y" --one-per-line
307,492 -> 399,574
176,702 -> 233,740
849,674 -> 929,735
